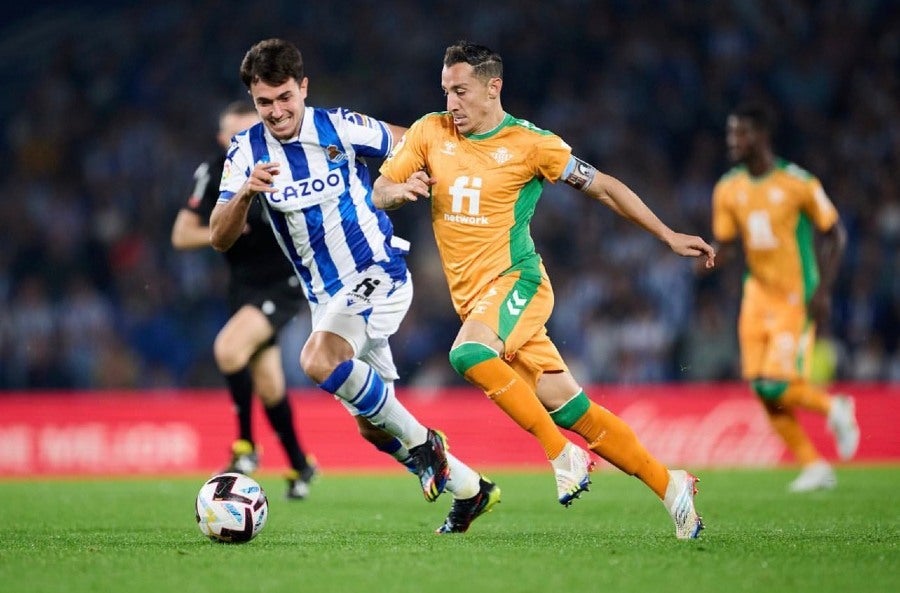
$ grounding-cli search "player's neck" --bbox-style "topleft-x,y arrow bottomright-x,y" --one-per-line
472,110 -> 506,136
746,151 -> 774,177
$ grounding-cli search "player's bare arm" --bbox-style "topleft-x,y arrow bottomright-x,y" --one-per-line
372,171 -> 435,211
384,123 -> 408,149
809,220 -> 847,325
210,161 -> 280,251
815,220 -> 846,289
564,156 -> 716,268
171,209 -> 210,250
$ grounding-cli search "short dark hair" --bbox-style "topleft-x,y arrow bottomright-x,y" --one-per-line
221,99 -> 256,118
240,38 -> 304,89
731,102 -> 777,134
443,40 -> 503,81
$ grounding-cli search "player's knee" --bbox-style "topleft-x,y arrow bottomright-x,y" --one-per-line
301,333 -> 354,383
253,373 -> 283,405
751,379 -> 788,401
448,342 -> 497,376
548,391 -> 590,429
299,347 -> 332,384
257,390 -> 283,407
213,339 -> 249,373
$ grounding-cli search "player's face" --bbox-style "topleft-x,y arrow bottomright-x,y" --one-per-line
250,77 -> 308,141
216,112 -> 260,149
441,62 -> 502,135
726,115 -> 761,164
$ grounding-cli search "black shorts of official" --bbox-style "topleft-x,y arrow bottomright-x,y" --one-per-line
228,275 -> 305,334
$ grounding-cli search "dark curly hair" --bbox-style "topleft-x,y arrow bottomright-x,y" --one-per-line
731,102 -> 777,135
240,38 -> 304,89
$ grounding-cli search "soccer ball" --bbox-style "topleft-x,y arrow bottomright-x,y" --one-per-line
195,472 -> 268,543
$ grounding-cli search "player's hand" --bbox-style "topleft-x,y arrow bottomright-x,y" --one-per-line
668,232 -> 716,269
243,161 -> 280,196
374,171 -> 435,210
808,289 -> 832,328
393,170 -> 435,205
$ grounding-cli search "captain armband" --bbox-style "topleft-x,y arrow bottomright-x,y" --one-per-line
561,155 -> 597,191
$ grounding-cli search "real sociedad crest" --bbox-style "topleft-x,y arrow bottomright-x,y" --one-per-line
326,145 -> 348,164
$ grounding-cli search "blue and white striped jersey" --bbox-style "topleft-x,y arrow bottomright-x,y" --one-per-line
219,106 -> 410,304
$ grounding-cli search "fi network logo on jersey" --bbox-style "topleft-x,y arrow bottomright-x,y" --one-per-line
445,176 -> 488,225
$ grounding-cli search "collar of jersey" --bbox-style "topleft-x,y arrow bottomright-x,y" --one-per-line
744,157 -> 786,183
465,112 -> 513,140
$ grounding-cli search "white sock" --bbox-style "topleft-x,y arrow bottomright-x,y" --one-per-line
446,452 -> 481,499
320,359 -> 427,448
380,438 -> 479,499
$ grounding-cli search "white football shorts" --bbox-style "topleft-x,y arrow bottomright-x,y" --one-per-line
308,266 -> 412,383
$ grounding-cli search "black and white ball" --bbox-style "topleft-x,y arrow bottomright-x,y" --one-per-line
195,472 -> 268,543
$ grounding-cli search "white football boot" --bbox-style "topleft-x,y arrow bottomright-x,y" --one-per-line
551,442 -> 594,506
663,469 -> 704,539
788,460 -> 837,493
827,395 -> 860,461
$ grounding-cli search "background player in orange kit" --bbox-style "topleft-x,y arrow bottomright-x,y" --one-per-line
373,40 -> 714,539
706,102 -> 859,493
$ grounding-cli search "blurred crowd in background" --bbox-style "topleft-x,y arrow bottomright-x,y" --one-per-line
0,0 -> 898,391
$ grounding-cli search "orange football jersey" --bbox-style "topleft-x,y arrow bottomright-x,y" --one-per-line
380,112 -> 572,315
712,159 -> 839,303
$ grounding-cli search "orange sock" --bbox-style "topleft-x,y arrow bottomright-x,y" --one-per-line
571,401 -> 669,498
764,401 -> 820,464
464,356 -> 568,459
780,381 -> 831,415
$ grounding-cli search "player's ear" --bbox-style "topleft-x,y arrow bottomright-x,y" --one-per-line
298,76 -> 309,100
488,77 -> 502,99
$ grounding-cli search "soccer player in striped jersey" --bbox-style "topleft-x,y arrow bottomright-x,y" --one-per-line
373,40 -> 713,539
172,100 -> 316,499
210,39 -> 499,533
708,103 -> 859,493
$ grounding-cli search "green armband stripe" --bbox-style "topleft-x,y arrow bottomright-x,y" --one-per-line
449,342 -> 498,375
751,379 -> 788,401
549,391 -> 590,429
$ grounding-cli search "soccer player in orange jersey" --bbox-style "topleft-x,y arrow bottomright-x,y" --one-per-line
707,103 -> 859,492
373,41 -> 714,539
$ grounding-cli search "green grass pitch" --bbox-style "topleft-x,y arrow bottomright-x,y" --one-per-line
2,466 -> 898,593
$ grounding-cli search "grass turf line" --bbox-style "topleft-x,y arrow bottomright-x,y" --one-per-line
2,466 -> 898,593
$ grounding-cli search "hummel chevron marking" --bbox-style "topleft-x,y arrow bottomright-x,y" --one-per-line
505,290 -> 526,315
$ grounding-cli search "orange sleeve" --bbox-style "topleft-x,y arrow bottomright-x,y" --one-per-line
533,133 -> 573,182
801,177 -> 839,231
711,181 -> 738,242
379,115 -> 431,182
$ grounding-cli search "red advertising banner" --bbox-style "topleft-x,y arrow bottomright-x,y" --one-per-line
0,383 -> 897,477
